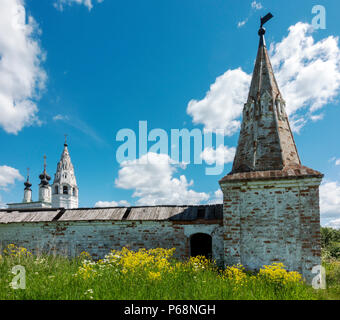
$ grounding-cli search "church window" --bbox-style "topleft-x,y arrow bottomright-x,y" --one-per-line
63,186 -> 68,194
54,186 -> 58,194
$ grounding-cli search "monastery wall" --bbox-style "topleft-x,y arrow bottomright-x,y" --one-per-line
0,220 -> 224,266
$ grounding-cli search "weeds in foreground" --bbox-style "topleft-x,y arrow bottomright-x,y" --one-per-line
0,244 -> 338,300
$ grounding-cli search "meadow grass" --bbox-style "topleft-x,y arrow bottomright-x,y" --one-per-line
0,244 -> 338,300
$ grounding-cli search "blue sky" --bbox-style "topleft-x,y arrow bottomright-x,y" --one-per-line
1,0 -> 340,228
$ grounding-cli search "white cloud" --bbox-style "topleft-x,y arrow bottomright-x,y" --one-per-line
237,1 -> 262,28
0,196 -> 6,208
329,157 -> 340,166
187,68 -> 251,136
237,19 -> 248,28
320,181 -> 340,227
187,22 -> 340,134
94,200 -> 130,207
208,189 -> 223,204
201,145 -> 236,165
53,114 -> 69,121
270,23 -> 340,130
54,0 -> 104,11
0,165 -> 24,190
0,0 -> 46,134
326,218 -> 340,229
115,152 -> 209,206
251,1 -> 263,10
52,114 -> 106,146
310,113 -> 324,122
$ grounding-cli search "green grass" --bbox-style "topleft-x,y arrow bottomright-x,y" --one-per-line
1,249 -> 339,300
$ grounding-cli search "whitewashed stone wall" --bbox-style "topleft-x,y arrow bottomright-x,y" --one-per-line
220,176 -> 322,283
0,220 -> 224,266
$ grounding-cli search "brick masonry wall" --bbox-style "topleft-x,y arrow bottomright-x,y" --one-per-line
220,176 -> 322,283
0,220 -> 224,266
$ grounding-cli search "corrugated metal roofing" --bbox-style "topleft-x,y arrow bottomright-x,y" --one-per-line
0,205 -> 223,224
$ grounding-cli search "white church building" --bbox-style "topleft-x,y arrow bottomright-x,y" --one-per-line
7,139 -> 79,210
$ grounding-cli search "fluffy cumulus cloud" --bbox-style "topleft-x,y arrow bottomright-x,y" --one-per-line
54,0 -> 104,11
270,23 -> 340,132
187,69 -> 251,136
0,0 -> 46,134
115,152 -> 209,206
94,200 -> 130,207
320,181 -> 340,229
0,165 -> 23,190
187,22 -> 340,134
200,145 -> 236,165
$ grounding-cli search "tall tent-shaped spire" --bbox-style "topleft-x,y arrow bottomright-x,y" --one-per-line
219,14 -> 323,283
51,136 -> 78,209
221,14 -> 322,180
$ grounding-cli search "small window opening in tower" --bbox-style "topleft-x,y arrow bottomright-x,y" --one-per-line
54,186 -> 58,194
72,188 -> 75,196
63,186 -> 68,194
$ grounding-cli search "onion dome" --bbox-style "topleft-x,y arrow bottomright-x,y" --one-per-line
39,155 -> 51,186
24,168 -> 32,190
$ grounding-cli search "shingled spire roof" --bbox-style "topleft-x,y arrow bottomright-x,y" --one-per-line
220,14 -> 322,183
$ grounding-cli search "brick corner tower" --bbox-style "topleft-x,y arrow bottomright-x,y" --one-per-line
219,13 -> 323,283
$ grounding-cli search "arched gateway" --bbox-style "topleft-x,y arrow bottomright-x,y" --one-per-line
190,233 -> 212,259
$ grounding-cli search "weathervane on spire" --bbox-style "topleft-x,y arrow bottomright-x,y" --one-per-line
258,12 -> 273,46
64,134 -> 68,147
260,12 -> 273,28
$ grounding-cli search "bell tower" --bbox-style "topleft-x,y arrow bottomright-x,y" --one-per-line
51,136 -> 79,209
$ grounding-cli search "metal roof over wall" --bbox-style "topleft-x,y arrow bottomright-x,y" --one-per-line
0,205 -> 223,224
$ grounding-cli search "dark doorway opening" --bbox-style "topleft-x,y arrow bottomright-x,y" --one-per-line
190,233 -> 212,259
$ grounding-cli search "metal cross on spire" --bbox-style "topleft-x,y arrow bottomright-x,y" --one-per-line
24,167 -> 32,189
43,155 -> 47,171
